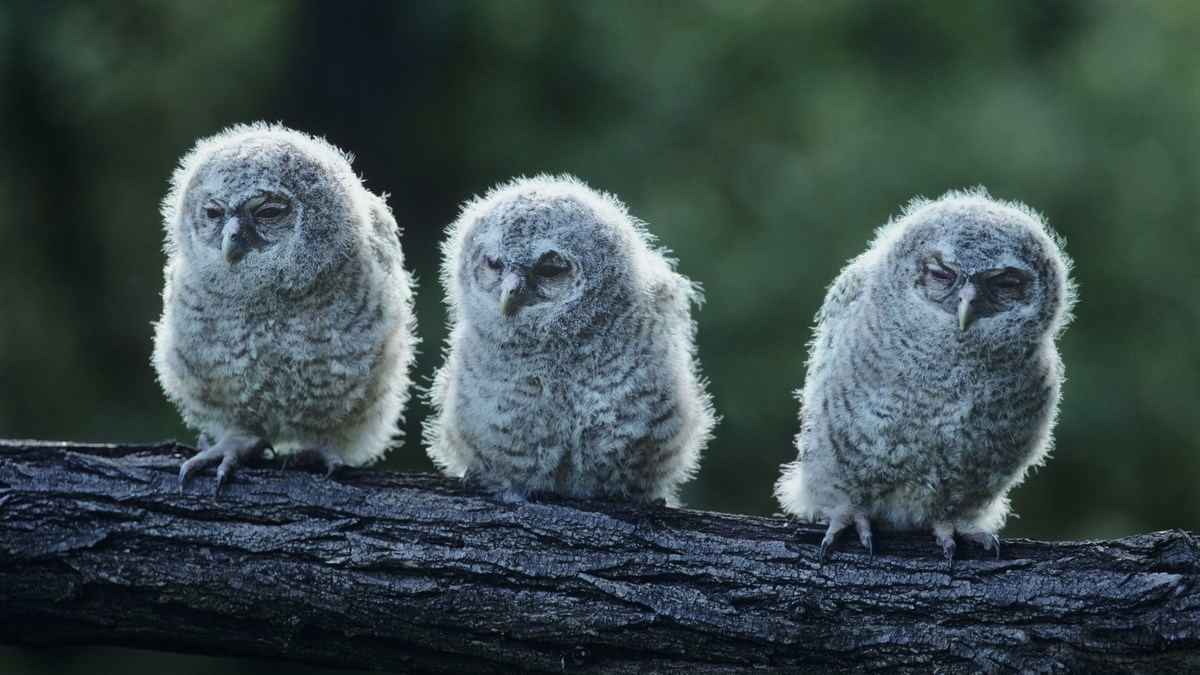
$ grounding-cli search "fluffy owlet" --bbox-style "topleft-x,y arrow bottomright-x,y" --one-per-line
424,175 -> 715,504
153,123 -> 418,493
775,189 -> 1075,563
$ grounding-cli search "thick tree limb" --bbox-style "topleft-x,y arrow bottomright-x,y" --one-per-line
0,441 -> 1197,673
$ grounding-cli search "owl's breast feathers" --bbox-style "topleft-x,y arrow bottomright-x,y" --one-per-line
163,262 -> 392,432
831,298 -> 1056,466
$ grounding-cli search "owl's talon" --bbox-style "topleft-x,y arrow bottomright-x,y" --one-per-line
322,457 -> 345,480
214,469 -> 230,497
814,512 -> 874,566
854,516 -> 874,558
941,538 -> 956,569
178,453 -> 212,489
817,514 -> 853,567
962,530 -> 1002,560
284,448 -> 345,480
979,533 -> 1001,559
176,434 -> 270,496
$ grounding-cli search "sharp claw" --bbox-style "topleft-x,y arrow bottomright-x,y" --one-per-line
178,456 -> 204,492
176,434 -> 268,497
990,535 -> 1001,560
281,447 -> 342,479
214,454 -> 240,496
853,516 -> 874,560
322,459 -> 344,480
820,511 -> 868,564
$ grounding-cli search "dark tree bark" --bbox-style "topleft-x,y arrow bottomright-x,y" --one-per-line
0,441 -> 1197,673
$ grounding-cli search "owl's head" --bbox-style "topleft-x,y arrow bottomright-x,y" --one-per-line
444,175 -> 654,337
163,123 -> 364,294
877,188 -> 1075,342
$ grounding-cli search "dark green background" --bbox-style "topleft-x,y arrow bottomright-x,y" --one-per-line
2,1 -> 1198,672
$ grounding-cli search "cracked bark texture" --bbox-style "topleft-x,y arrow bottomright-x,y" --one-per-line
0,440 -> 1197,673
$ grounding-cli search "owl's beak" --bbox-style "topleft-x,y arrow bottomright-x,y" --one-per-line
499,271 -> 527,317
221,217 -> 248,265
957,283 -> 977,331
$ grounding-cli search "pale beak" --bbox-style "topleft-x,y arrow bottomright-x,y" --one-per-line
957,283 -> 977,331
221,216 -> 246,265
499,271 -> 526,317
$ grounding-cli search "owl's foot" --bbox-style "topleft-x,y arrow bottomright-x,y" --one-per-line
282,448 -> 345,479
493,488 -> 530,503
179,433 -> 272,496
932,521 -> 1001,570
458,466 -> 530,502
815,510 -> 873,566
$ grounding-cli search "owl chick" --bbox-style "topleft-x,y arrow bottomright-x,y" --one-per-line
775,188 -> 1075,564
424,175 -> 715,504
153,123 -> 417,493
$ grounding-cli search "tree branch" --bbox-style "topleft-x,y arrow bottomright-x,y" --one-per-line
0,441 -> 1196,672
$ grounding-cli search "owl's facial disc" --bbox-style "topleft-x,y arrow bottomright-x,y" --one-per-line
920,257 -> 1031,331
204,193 -> 293,265
485,251 -> 573,317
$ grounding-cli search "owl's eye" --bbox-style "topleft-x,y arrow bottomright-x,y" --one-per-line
486,257 -> 504,271
926,264 -> 957,284
254,203 -> 289,222
204,205 -> 225,220
535,263 -> 568,279
988,272 -> 1026,292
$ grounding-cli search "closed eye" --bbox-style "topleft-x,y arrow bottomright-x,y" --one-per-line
926,265 -> 956,284
486,257 -> 504,271
988,273 -> 1026,291
254,203 -> 289,221
535,264 -> 568,279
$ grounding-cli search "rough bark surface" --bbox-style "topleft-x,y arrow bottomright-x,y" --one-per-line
0,440 -> 1197,673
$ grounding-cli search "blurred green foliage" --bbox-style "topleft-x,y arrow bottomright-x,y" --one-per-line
1,1 -> 1198,669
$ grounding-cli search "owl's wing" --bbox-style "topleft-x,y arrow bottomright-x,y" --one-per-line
365,193 -> 404,270
802,258 -> 870,382
816,259 -> 869,326
651,269 -> 701,330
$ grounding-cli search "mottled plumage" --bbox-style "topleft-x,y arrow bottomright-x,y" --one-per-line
424,175 -> 714,504
775,188 -> 1075,562
153,123 -> 417,492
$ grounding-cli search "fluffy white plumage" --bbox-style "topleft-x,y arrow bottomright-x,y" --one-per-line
153,123 -> 417,491
424,175 -> 715,504
775,188 -> 1075,562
